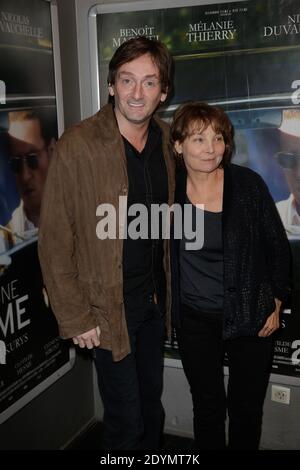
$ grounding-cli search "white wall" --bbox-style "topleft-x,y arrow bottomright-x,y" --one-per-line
163,365 -> 300,449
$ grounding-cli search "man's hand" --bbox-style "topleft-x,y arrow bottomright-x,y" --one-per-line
72,326 -> 101,349
258,298 -> 281,337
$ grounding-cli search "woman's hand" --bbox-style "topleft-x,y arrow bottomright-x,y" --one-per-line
258,298 -> 281,337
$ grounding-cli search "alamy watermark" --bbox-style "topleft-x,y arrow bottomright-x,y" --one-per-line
0,340 -> 6,365
96,196 -> 204,250
0,80 -> 6,104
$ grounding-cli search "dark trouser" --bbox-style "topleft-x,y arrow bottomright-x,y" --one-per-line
176,305 -> 273,450
93,301 -> 165,450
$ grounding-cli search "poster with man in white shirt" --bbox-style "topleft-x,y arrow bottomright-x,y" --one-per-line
0,109 -> 56,263
275,109 -> 300,239
7,109 -> 56,243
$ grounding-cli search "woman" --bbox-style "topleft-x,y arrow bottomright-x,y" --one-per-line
170,102 -> 290,450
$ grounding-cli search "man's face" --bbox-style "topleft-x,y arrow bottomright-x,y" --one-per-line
8,118 -> 52,220
108,53 -> 167,128
283,161 -> 300,208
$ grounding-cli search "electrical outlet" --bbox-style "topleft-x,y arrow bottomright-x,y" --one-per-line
271,385 -> 290,404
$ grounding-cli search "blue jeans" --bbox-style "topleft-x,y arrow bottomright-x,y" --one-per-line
93,301 -> 165,450
176,304 -> 273,450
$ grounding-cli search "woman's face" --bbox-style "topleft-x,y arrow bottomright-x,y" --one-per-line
175,122 -> 226,175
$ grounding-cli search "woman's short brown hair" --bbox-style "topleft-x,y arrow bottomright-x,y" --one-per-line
108,36 -> 173,95
170,101 -> 234,166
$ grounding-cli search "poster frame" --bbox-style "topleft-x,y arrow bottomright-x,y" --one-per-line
50,0 -> 65,138
88,0 -> 243,114
88,0 -> 300,387
0,0 -> 75,424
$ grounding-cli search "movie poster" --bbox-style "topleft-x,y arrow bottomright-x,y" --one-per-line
95,0 -> 300,380
0,0 -> 73,424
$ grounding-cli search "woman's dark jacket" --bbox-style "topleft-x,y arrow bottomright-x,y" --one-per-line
171,163 -> 291,339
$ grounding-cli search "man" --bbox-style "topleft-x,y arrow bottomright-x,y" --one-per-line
275,109 -> 300,238
38,37 -> 175,450
7,110 -> 56,241
0,129 -> 15,259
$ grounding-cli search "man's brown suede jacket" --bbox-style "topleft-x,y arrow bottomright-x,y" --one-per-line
38,104 -> 175,361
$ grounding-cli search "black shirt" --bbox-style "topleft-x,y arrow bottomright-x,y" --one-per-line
180,203 -> 224,313
122,119 -> 168,310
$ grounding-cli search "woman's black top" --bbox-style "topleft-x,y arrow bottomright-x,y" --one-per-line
180,203 -> 223,313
